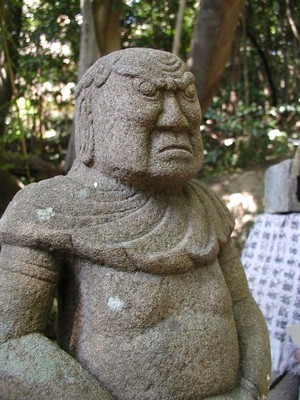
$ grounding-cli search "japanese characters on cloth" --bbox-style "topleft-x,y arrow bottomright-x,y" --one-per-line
242,213 -> 300,375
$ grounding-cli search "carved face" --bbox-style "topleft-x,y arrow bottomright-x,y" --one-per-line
92,64 -> 203,191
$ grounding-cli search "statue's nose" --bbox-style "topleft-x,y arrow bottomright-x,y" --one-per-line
156,93 -> 188,130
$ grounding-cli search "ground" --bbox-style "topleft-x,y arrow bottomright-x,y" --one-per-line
204,165 -> 267,253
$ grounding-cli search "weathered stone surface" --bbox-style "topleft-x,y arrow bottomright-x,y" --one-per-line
264,149 -> 300,213
0,48 -> 270,399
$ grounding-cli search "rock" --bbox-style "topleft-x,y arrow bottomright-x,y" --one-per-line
264,148 -> 300,213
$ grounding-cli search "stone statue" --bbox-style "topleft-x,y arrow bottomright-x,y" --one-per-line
0,48 -> 270,400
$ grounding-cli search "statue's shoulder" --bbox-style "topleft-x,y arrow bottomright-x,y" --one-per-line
1,174 -> 69,216
188,178 -> 230,211
188,178 -> 234,238
0,175 -> 74,249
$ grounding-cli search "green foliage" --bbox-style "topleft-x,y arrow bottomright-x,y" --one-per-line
1,0 -> 300,184
201,0 -> 300,172
121,0 -> 198,59
1,0 -> 80,183
203,100 -> 298,172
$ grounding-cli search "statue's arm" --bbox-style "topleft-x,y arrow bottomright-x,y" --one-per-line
0,244 -> 115,400
208,239 -> 271,400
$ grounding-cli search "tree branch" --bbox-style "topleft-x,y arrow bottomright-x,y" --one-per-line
286,0 -> 300,41
247,29 -> 277,106
172,0 -> 187,56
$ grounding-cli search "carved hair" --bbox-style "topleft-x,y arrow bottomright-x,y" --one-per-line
75,52 -> 122,166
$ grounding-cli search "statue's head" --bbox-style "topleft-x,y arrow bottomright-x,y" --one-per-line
75,48 -> 203,191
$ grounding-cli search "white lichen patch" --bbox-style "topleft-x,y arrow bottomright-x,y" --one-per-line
78,188 -> 88,198
267,373 -> 270,382
261,395 -> 267,400
37,207 -> 55,221
66,376 -> 76,385
94,181 -> 98,188
107,296 -> 125,311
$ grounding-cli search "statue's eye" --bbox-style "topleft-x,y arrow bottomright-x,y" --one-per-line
137,80 -> 159,98
183,83 -> 196,100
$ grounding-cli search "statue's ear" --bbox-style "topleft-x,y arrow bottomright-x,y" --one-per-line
75,95 -> 95,166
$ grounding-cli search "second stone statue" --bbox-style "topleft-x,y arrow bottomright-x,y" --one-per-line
0,48 -> 270,400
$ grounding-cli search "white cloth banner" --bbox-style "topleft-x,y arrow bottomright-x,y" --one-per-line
242,213 -> 300,374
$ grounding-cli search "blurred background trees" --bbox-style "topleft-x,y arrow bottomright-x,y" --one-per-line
0,0 -> 299,205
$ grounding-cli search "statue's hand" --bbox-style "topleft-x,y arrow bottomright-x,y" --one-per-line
205,377 -> 267,400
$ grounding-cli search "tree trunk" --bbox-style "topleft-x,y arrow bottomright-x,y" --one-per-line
78,0 -> 121,79
172,0 -> 187,56
0,72 -> 13,141
286,0 -> 300,42
187,0 -> 245,114
247,30 -> 277,107
0,1 -> 24,212
0,0 -> 23,138
93,0 -> 121,56
0,170 -> 20,217
78,0 -> 101,80
64,0 -> 121,171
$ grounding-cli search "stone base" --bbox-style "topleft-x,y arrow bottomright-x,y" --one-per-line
264,155 -> 300,213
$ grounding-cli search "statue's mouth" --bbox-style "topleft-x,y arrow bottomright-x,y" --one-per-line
159,144 -> 193,155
